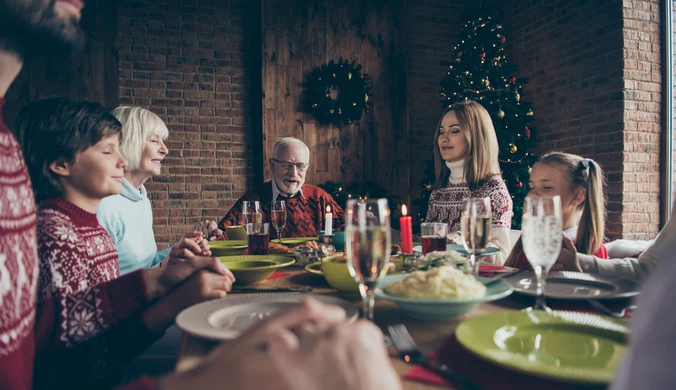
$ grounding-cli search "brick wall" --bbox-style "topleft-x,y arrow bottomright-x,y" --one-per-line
622,0 -> 661,240
117,0 -> 259,248
493,0 -> 660,240
406,0 -> 473,219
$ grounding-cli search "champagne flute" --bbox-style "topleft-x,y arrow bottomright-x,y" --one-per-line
345,198 -> 391,323
521,196 -> 563,312
460,197 -> 492,276
242,201 -> 261,226
271,200 -> 287,243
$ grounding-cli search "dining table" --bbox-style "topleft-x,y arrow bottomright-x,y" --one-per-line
175,263 -> 619,389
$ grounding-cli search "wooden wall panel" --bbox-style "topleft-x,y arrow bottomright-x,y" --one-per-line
3,0 -> 119,125
262,0 -> 409,203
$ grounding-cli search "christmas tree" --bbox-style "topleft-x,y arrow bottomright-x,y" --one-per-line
419,14 -> 537,229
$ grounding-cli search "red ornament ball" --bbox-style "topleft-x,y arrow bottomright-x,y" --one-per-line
525,128 -> 531,139
509,76 -> 517,83
325,93 -> 330,97
515,181 -> 523,189
500,36 -> 507,44
480,52 -> 486,60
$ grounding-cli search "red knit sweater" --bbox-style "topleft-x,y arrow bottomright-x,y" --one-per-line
0,99 -> 156,390
218,182 -> 346,239
34,198 -> 162,388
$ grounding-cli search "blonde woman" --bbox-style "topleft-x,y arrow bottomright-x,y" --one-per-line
506,152 -> 608,269
425,100 -> 512,264
97,106 -> 212,275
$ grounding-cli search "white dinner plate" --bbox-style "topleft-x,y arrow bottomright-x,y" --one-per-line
176,293 -> 359,341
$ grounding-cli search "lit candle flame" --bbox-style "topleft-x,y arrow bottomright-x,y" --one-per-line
402,205 -> 408,216
326,206 -> 331,213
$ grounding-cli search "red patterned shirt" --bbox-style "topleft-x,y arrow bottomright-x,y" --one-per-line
37,198 -> 119,298
425,175 -> 513,231
0,98 -> 40,390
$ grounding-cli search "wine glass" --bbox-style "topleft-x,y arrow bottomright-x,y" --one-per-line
271,200 -> 287,243
521,196 -> 563,312
241,201 -> 261,226
460,197 -> 492,276
345,198 -> 391,322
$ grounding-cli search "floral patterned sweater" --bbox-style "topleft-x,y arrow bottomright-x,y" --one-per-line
33,198 -> 160,389
426,175 -> 513,264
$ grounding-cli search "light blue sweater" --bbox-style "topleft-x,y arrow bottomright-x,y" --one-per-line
97,178 -> 171,275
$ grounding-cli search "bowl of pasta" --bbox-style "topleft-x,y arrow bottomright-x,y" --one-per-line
375,266 -> 513,321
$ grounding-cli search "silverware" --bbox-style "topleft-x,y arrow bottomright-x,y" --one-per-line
483,265 -> 532,287
387,324 -> 479,390
230,286 -> 313,293
587,299 -> 637,318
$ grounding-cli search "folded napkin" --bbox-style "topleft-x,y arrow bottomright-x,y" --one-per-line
266,271 -> 290,280
404,335 -> 604,390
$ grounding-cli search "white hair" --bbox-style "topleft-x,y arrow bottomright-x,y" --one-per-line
111,106 -> 169,172
272,137 -> 310,159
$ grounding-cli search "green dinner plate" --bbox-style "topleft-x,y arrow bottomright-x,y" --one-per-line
281,237 -> 319,245
412,244 -> 501,256
455,310 -> 630,384
305,262 -> 323,275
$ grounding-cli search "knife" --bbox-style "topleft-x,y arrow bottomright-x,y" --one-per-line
230,286 -> 313,293
484,265 -> 532,287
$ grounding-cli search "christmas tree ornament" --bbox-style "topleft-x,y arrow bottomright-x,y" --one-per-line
482,78 -> 490,87
497,109 -> 505,119
500,36 -> 507,44
348,73 -> 352,80
509,144 -> 518,153
515,181 -> 523,189
480,52 -> 486,60
525,128 -> 531,138
526,109 -> 533,116
510,76 -> 516,83
515,92 -> 520,102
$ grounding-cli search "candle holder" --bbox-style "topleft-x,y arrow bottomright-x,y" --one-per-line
400,252 -> 423,273
320,234 -> 336,257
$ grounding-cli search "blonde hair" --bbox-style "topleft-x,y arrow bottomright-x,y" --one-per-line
432,100 -> 501,191
505,152 -> 606,265
111,106 -> 169,171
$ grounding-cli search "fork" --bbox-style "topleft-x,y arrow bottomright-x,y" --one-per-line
587,299 -> 637,318
387,324 -> 479,390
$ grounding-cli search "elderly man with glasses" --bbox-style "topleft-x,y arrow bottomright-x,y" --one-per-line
217,137 -> 346,239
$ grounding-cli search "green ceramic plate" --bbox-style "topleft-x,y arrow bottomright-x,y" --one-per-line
209,240 -> 248,257
412,244 -> 501,256
456,310 -> 630,384
281,237 -> 319,245
218,255 -> 295,285
305,262 -> 323,275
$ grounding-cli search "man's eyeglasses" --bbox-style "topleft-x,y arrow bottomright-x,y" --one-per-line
272,158 -> 309,172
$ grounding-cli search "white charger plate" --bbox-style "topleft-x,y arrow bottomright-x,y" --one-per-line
176,293 -> 359,341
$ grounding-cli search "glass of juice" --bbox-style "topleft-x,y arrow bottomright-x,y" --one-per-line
245,222 -> 270,255
420,222 -> 448,254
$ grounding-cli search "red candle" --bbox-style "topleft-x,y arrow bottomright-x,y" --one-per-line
400,205 -> 413,254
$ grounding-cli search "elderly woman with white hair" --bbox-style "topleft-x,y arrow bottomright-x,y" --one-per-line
98,106 -> 215,275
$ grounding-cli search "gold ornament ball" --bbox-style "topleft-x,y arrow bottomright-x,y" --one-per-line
526,109 -> 534,116
455,57 -> 462,63
509,144 -> 518,154
482,78 -> 490,87
348,73 -> 352,80
364,94 -> 369,102
497,109 -> 505,119
515,93 -> 520,102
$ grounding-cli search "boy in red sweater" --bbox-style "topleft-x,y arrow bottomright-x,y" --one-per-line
14,97 -> 237,388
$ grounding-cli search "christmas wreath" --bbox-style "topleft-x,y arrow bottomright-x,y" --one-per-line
303,58 -> 372,127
